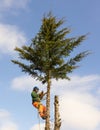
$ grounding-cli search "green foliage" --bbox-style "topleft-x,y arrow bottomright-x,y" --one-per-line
12,13 -> 89,83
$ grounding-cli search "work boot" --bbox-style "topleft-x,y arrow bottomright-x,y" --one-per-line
41,115 -> 47,120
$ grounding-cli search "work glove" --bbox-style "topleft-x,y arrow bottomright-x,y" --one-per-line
39,91 -> 44,100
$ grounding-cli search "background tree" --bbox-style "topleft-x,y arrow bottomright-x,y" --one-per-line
12,12 -> 89,130
54,95 -> 61,130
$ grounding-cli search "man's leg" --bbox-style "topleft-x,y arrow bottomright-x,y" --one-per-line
32,102 -> 46,119
32,102 -> 39,109
38,104 -> 47,119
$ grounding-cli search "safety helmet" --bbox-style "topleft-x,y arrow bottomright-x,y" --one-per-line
33,86 -> 39,91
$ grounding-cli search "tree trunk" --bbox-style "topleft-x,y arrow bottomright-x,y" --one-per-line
54,96 -> 61,130
45,77 -> 51,130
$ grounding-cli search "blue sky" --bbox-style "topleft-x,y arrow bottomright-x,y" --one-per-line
0,0 -> 100,130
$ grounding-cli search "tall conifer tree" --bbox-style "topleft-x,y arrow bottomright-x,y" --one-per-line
12,12 -> 89,130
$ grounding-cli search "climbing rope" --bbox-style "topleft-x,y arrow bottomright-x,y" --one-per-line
37,111 -> 41,130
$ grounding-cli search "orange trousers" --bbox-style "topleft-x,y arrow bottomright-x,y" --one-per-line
32,102 -> 46,118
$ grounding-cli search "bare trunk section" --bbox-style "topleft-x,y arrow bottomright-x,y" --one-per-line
54,96 -> 61,130
45,71 -> 51,130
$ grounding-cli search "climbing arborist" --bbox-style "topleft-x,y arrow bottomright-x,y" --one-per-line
31,86 -> 47,120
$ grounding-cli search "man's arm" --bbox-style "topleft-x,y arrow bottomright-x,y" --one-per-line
39,91 -> 47,100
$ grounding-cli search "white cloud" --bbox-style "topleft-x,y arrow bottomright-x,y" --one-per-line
11,74 -> 100,92
0,0 -> 31,10
51,74 -> 100,94
0,109 -> 18,130
11,74 -> 100,130
60,92 -> 100,130
0,23 -> 26,54
51,75 -> 100,130
1,122 -> 18,130
30,123 -> 45,130
0,109 -> 10,120
11,75 -> 45,91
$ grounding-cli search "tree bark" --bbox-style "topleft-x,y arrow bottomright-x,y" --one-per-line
54,96 -> 61,130
45,73 -> 51,130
